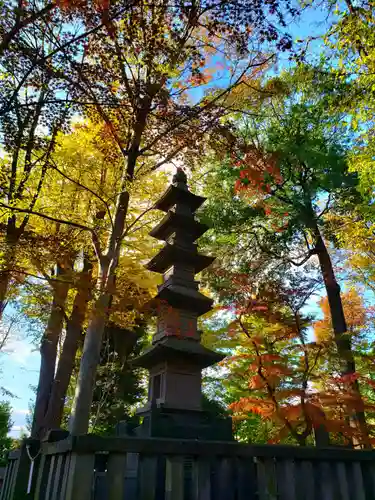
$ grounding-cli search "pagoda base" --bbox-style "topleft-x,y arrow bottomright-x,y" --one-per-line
133,403 -> 233,441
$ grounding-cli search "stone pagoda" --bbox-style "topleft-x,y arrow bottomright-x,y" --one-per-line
133,169 -> 232,440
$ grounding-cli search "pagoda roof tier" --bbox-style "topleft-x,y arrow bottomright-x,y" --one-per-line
132,337 -> 224,369
146,243 -> 215,274
149,211 -> 208,242
154,185 -> 206,213
146,279 -> 213,316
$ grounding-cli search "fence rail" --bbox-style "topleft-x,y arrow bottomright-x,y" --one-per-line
3,436 -> 375,500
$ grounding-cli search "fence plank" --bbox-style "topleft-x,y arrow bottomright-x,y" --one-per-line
165,456 -> 184,500
0,460 -> 14,500
236,457 -> 257,500
192,457 -> 211,500
51,454 -> 65,500
361,462 -> 375,500
300,461 -> 315,500
216,457 -> 234,500
45,454 -> 56,499
34,454 -> 49,500
107,453 -> 127,500
276,460 -> 296,500
256,458 -> 277,500
125,453 -> 139,499
336,462 -> 350,500
139,455 -> 157,500
318,462 -> 334,500
64,452 -> 95,500
59,452 -> 71,500
0,460 -> 12,500
351,462 -> 366,500
7,453 -> 21,500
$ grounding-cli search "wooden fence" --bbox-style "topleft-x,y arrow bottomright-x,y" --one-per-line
0,450 -> 20,500
2,435 -> 375,500
1,439 -> 42,500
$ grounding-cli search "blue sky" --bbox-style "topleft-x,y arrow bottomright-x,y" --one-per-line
0,309 -> 40,436
0,4 -> 337,437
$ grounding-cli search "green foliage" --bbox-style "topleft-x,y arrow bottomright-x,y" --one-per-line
0,402 -> 12,466
198,75 -> 359,286
196,68 -> 375,446
89,324 -> 147,435
61,323 -> 148,436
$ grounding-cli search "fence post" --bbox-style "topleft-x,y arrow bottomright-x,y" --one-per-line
64,451 -> 95,500
0,439 -> 41,500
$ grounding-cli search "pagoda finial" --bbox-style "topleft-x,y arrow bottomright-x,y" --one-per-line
172,168 -> 188,190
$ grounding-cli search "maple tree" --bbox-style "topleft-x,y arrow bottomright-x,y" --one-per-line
201,270 -> 375,446
205,273 -> 329,446
312,289 -> 375,447
197,72 -> 373,445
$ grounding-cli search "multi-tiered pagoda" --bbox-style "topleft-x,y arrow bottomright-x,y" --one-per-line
133,169 -> 232,440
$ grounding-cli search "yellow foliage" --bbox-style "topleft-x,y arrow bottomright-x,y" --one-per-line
1,120 -> 169,329
314,289 -> 366,342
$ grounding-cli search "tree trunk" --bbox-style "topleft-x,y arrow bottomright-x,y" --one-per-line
41,257 -> 93,435
314,226 -> 370,448
69,99 -> 151,435
0,270 -> 11,320
31,263 -> 71,439
69,286 -> 112,435
0,228 -> 19,320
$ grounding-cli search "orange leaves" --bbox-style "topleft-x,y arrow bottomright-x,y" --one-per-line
233,146 -> 282,195
225,276 -> 375,445
331,373 -> 359,385
278,404 -> 302,422
186,65 -> 215,87
56,0 -> 88,11
314,289 -> 367,342
56,0 -> 114,36
230,397 -> 275,418
264,206 -> 272,216
60,0 -> 108,9
249,374 -> 265,389
56,0 -> 76,9
260,353 -> 283,363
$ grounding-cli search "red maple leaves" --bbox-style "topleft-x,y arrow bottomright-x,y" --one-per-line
233,147 -> 282,195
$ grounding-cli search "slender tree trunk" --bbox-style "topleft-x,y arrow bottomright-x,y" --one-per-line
69,285 -> 112,434
0,270 -> 11,320
31,263 -> 71,439
0,229 -> 19,320
69,102 -> 150,435
41,257 -> 93,435
313,226 -> 370,448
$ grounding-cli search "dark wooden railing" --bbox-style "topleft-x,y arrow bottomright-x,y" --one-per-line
2,435 -> 375,499
1,439 -> 43,500
0,450 -> 20,500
